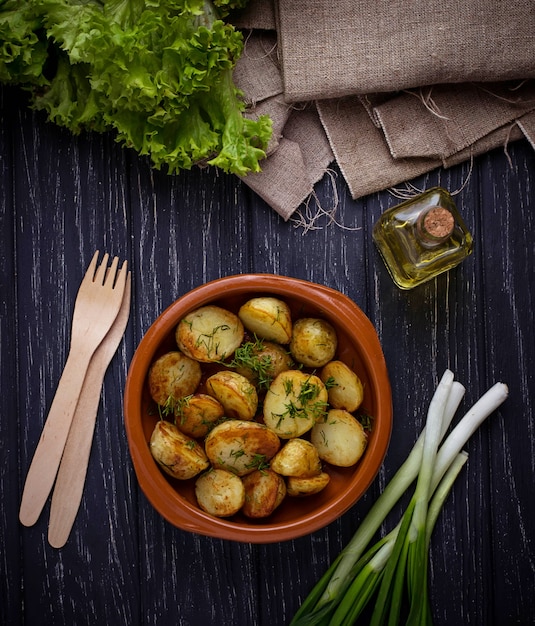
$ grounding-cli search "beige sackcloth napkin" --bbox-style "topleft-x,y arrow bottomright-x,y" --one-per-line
231,0 -> 535,221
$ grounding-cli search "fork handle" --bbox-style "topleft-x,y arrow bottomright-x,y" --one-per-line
19,346 -> 94,527
47,358 -> 109,548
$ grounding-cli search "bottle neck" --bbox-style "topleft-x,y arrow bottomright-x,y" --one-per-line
415,206 -> 455,246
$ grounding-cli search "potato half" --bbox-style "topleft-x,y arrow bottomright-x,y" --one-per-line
320,360 -> 364,412
149,420 -> 209,480
195,469 -> 245,517
311,409 -> 368,467
286,472 -> 331,497
205,420 -> 281,476
205,370 -> 258,421
238,297 -> 293,344
242,469 -> 287,518
270,438 -> 322,477
174,393 -> 225,438
176,305 -> 244,363
290,318 -> 338,367
263,370 -> 328,439
148,351 -> 202,407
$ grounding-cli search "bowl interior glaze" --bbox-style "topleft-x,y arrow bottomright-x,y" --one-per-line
124,274 -> 392,543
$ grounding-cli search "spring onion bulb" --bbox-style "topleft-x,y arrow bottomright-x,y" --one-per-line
290,372 -> 508,626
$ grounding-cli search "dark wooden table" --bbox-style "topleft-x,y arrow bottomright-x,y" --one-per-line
2,83 -> 534,625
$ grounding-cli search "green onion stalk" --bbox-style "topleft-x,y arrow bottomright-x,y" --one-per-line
290,370 -> 508,626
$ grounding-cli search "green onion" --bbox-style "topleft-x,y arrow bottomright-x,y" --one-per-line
330,452 -> 468,626
290,372 -> 508,626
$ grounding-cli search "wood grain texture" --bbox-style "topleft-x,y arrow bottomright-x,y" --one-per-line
2,83 -> 534,625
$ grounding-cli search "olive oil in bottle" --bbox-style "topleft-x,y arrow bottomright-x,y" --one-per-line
372,187 -> 473,289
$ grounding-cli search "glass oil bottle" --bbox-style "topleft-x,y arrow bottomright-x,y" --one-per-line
372,187 -> 473,289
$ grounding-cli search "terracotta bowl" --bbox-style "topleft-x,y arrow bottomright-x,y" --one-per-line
123,274 -> 392,543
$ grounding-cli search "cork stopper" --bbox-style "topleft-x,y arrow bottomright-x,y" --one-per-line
416,206 -> 455,243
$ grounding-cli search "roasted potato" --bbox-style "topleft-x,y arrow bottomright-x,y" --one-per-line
148,351 -> 202,407
242,469 -> 287,518
270,438 -> 322,477
195,469 -> 245,517
232,339 -> 294,389
320,360 -> 364,412
290,318 -> 338,367
286,472 -> 330,497
205,370 -> 258,421
176,305 -> 244,363
174,393 -> 225,438
263,370 -> 328,438
149,420 -> 209,480
238,297 -> 293,344
205,420 -> 281,476
311,409 -> 368,467
146,294 -> 373,520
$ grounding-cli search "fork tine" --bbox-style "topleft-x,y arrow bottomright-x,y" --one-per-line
104,257 -> 121,287
107,259 -> 128,290
118,259 -> 128,283
83,251 -> 100,284
93,253 -> 111,286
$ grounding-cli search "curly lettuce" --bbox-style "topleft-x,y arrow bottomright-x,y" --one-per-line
0,0 -> 271,175
0,0 -> 48,85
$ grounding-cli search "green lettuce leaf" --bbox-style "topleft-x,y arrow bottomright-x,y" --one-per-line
0,0 -> 271,175
0,0 -> 48,85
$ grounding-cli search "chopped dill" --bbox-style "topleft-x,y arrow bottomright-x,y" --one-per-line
323,375 -> 338,390
358,412 -> 374,432
226,336 -> 275,390
229,448 -> 246,462
245,454 -> 270,471
283,377 -> 295,395
297,376 -> 322,404
157,394 -> 192,422
194,323 -> 231,358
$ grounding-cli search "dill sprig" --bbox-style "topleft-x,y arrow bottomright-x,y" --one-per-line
157,394 -> 193,421
227,337 -> 275,390
245,453 -> 270,472
274,375 -> 328,428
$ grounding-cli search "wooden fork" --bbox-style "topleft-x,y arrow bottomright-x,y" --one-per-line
19,252 -> 128,527
47,272 -> 131,548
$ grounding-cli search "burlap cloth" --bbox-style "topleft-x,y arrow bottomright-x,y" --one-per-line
231,0 -> 535,220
